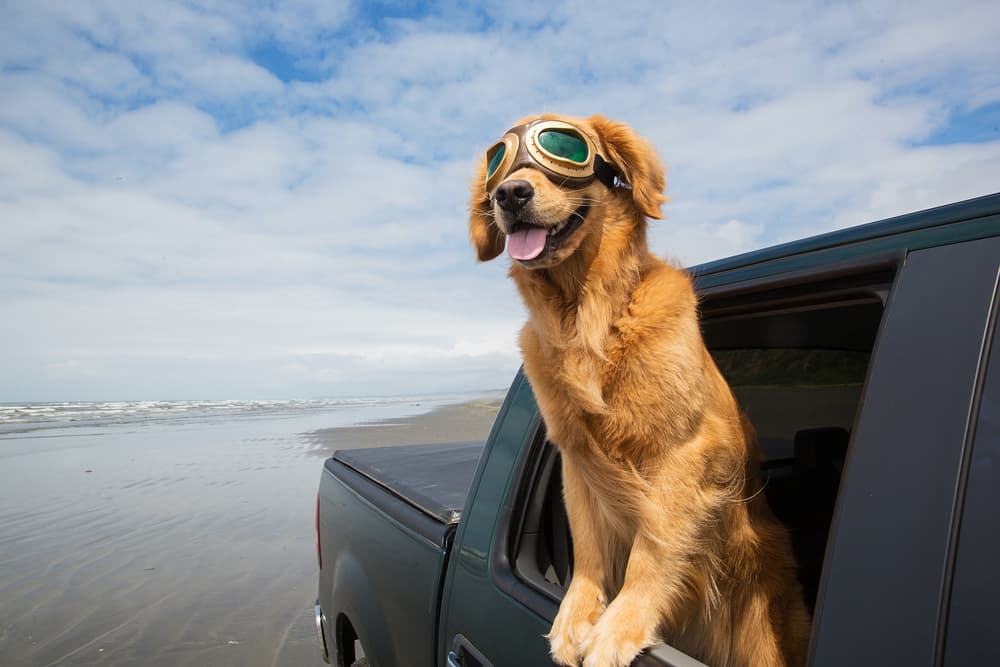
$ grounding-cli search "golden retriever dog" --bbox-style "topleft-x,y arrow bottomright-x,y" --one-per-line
468,114 -> 810,667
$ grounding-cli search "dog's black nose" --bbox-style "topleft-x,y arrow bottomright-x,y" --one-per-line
494,179 -> 534,211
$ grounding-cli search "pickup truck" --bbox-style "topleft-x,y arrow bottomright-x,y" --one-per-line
315,192 -> 1000,667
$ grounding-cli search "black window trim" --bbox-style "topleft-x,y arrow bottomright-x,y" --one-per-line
489,415 -> 559,619
693,250 -> 903,302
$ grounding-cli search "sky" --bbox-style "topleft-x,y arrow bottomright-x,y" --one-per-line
2,0 -> 999,402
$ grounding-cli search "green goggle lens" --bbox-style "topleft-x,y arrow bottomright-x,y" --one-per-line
486,143 -> 506,178
538,129 -> 589,163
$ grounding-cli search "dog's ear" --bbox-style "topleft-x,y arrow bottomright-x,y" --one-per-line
588,115 -> 667,220
468,155 -> 505,261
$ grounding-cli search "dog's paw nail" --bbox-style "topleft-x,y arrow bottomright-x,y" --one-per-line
549,630 -> 581,666
549,644 -> 579,666
582,630 -> 643,667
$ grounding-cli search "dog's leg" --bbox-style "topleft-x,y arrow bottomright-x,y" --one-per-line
547,451 -> 608,666
730,591 -> 788,667
579,530 -> 676,667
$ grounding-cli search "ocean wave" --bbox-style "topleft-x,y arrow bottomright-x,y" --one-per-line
0,395 -> 465,435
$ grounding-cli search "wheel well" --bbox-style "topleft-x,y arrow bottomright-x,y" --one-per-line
335,614 -> 359,667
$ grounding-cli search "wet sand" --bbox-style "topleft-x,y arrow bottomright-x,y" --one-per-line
0,398 -> 501,667
305,398 -> 502,451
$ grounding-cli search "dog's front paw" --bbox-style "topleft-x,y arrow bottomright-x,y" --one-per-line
547,609 -> 596,666
579,601 -> 658,667
548,623 -> 588,667
546,584 -> 606,666
580,635 -> 644,667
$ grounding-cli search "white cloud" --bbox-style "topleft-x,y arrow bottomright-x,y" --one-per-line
1,0 -> 999,400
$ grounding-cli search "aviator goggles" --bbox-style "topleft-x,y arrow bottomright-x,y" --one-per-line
484,119 -> 628,198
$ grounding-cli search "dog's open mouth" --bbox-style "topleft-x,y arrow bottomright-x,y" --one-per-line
507,205 -> 589,261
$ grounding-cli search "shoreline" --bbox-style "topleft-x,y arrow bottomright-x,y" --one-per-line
304,395 -> 504,456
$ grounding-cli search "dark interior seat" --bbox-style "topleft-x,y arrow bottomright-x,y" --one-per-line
765,426 -> 850,610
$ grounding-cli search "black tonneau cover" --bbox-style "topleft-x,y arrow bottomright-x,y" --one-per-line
332,441 -> 484,524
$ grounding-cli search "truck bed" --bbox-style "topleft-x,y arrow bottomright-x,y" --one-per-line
331,441 -> 484,525
318,441 -> 486,666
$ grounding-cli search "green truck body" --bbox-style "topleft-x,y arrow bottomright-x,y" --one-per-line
317,192 -> 1000,667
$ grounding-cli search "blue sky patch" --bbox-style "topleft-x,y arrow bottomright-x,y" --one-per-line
918,102 -> 1000,146
250,41 -> 307,83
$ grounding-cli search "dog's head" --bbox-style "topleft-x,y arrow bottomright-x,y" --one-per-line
469,114 -> 666,268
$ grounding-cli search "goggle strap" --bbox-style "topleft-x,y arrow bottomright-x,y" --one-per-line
594,154 -> 630,190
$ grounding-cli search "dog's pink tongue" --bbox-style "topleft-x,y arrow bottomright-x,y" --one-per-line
507,227 -> 548,260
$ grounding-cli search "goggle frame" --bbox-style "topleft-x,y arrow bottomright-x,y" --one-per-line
485,119 -> 604,198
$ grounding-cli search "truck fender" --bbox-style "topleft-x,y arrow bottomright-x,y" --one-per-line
329,549 -> 396,667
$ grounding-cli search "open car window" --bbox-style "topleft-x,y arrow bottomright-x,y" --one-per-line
507,275 -> 892,629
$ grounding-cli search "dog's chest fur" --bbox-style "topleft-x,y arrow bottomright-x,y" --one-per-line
517,259 -> 713,464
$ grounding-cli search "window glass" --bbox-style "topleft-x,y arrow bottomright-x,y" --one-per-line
711,349 -> 870,461
712,349 -> 870,387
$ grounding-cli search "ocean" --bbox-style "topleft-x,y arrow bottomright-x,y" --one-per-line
0,393 -> 496,667
0,395 -> 476,437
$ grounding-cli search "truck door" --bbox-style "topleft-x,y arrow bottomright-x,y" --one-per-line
942,258 -> 1000,667
437,371 -> 554,667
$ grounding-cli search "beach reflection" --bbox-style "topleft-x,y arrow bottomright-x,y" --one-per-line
0,396 -> 497,667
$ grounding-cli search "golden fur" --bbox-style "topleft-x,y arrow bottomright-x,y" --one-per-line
469,114 -> 810,667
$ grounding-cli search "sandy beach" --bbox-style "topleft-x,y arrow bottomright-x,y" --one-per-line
304,398 -> 502,451
0,396 -> 501,667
